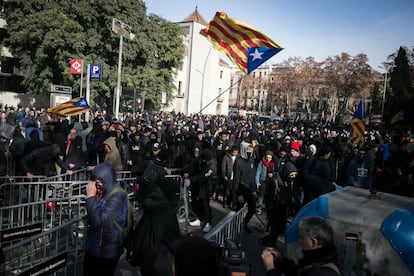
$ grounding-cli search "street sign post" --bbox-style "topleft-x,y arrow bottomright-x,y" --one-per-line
112,18 -> 135,119
50,84 -> 72,94
90,64 -> 102,81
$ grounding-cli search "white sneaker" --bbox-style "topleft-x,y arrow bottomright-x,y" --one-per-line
189,219 -> 201,227
202,223 -> 212,233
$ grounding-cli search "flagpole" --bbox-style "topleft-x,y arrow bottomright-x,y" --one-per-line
85,64 -> 91,122
78,61 -> 84,122
80,61 -> 84,97
199,74 -> 247,114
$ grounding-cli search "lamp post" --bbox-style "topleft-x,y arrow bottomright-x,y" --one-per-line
378,64 -> 395,122
195,69 -> 204,112
112,18 -> 135,119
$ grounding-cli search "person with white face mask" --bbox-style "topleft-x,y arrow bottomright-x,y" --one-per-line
233,140 -> 257,234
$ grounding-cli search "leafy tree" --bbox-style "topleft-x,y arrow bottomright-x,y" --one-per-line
386,46 -> 414,123
4,0 -> 183,112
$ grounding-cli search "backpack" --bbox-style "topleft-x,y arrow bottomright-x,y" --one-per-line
104,188 -> 134,245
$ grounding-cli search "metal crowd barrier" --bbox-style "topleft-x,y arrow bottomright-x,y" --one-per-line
0,180 -> 88,207
0,167 -> 206,274
203,205 -> 247,246
40,168 -> 90,183
1,217 -> 86,276
0,194 -> 87,247
0,175 -> 46,185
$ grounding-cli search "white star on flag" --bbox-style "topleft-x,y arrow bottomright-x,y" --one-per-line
249,48 -> 264,61
79,99 -> 87,106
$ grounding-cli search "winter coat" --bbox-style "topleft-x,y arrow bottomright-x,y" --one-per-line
256,158 -> 275,183
347,157 -> 371,188
103,137 -> 123,172
189,155 -> 217,200
85,162 -> 127,259
130,158 -> 181,273
233,142 -> 257,193
9,134 -> 26,158
20,144 -> 68,176
64,135 -> 85,170
0,141 -> 6,176
221,152 -> 236,180
267,245 -> 339,276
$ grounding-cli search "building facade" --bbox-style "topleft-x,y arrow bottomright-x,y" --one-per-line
168,9 -> 232,115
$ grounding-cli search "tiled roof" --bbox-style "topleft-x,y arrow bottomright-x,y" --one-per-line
181,7 -> 208,25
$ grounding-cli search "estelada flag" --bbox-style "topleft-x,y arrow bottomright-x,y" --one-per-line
350,98 -> 365,145
200,12 -> 283,74
70,59 -> 83,74
390,110 -> 405,124
48,97 -> 89,116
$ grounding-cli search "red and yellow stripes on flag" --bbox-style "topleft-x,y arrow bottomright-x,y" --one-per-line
48,97 -> 89,116
200,12 -> 281,73
350,118 -> 365,145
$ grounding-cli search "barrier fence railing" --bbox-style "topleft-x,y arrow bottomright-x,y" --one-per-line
0,195 -> 87,246
0,180 -> 89,207
1,216 -> 86,276
0,167 -> 242,274
0,175 -> 46,185
203,205 -> 247,246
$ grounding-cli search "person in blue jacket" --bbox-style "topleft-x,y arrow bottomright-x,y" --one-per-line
83,162 -> 128,275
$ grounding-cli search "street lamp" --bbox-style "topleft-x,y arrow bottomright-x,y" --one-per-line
112,18 -> 135,120
378,64 -> 395,122
195,69 -> 204,112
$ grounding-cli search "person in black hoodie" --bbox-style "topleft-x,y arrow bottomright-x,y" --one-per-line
20,143 -> 71,180
233,141 -> 257,234
128,143 -> 181,276
184,148 -> 217,233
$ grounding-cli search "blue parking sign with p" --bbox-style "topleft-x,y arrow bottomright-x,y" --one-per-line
90,64 -> 102,81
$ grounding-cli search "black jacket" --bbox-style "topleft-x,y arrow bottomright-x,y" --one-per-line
233,141 -> 257,193
20,144 -> 68,176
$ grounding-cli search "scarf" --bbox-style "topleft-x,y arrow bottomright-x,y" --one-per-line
262,158 -> 275,173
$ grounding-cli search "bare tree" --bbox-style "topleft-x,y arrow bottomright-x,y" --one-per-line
323,53 -> 373,123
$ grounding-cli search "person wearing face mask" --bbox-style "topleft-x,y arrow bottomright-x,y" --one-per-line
167,134 -> 188,169
84,162 -> 128,275
184,145 -> 201,171
233,140 -> 257,234
303,145 -> 336,204
347,146 -> 372,189
184,148 -> 217,233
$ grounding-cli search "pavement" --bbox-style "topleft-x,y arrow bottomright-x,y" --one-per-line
115,200 -> 270,275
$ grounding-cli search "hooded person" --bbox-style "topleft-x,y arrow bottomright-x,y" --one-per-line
84,162 -> 128,275
20,143 -> 70,180
103,136 -> 123,172
302,145 -> 336,204
233,141 -> 257,234
184,148 -> 217,233
127,143 -> 181,276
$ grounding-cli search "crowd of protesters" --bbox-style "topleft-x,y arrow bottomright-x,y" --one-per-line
1,103 -> 414,199
1,103 -> 414,275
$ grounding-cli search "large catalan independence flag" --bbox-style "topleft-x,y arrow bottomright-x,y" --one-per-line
350,98 -> 365,145
48,97 -> 89,116
200,12 -> 283,74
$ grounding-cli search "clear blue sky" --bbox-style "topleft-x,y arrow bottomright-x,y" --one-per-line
145,0 -> 414,72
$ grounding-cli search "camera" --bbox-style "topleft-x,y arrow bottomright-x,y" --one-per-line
217,239 -> 251,276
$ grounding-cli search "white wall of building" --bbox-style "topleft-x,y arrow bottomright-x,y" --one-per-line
168,21 -> 232,115
0,91 -> 48,108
